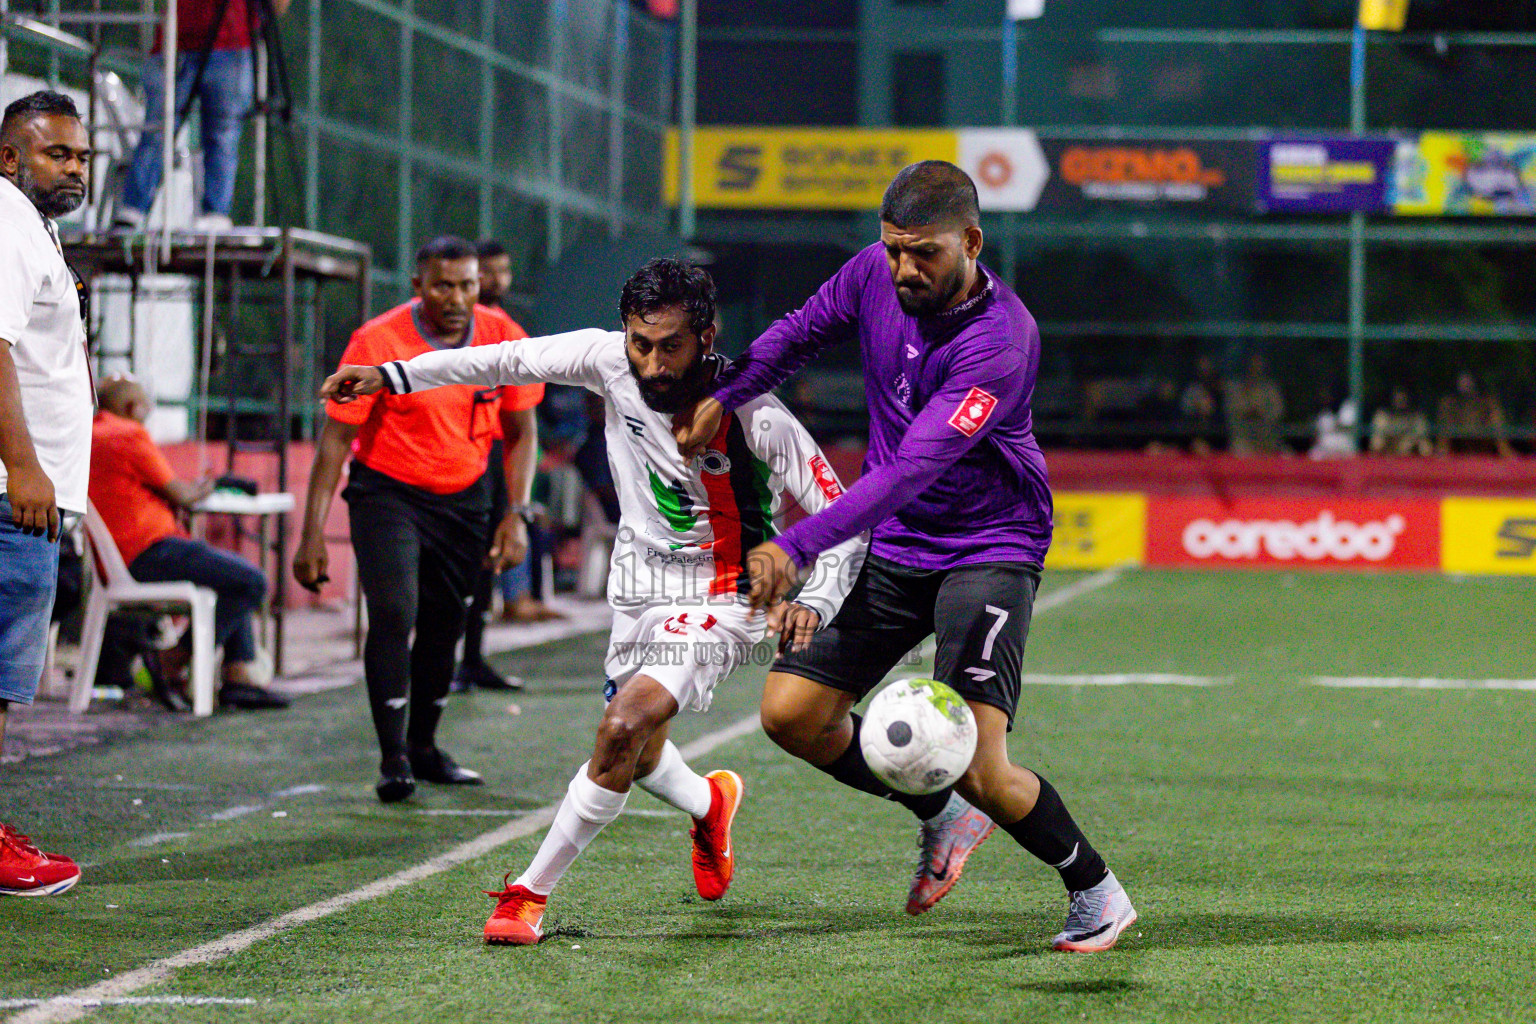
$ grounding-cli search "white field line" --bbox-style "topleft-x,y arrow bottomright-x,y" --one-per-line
4,715 -> 765,1024
1033,567 -> 1126,614
1020,673 -> 1230,687
1311,676 -> 1536,691
7,579 -> 1108,1024
0,999 -> 256,1009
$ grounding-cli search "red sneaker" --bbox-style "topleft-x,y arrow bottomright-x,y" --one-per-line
0,823 -> 75,866
690,770 -> 744,901
483,875 -> 547,945
1,822 -> 81,897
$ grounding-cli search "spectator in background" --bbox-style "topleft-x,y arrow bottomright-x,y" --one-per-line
1309,387 -> 1358,460
449,240 -> 552,693
1135,378 -> 1184,455
1437,372 -> 1514,458
1179,355 -> 1226,455
1226,353 -> 1286,456
115,0 -> 292,232
1370,387 -> 1432,456
90,377 -> 289,710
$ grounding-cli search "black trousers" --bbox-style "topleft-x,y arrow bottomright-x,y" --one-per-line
344,461 -> 488,759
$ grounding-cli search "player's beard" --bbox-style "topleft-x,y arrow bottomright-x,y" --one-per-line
629,350 -> 713,414
895,258 -> 967,317
15,163 -> 86,219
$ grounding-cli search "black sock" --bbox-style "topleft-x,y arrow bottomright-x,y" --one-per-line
461,567 -> 492,664
1001,773 -> 1108,892
814,713 -> 953,821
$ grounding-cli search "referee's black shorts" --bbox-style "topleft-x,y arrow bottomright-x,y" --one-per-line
774,553 -> 1041,726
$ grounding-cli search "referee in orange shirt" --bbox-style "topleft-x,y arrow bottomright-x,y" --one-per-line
294,236 -> 543,802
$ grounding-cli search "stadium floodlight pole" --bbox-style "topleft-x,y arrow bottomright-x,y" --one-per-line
1346,18 -> 1368,442
161,0 -> 177,260
999,10 -> 1019,287
678,0 -> 697,241
253,41 -> 267,226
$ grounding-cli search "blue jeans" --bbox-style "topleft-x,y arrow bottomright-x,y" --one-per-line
121,48 -> 253,217
0,497 -> 61,705
129,537 -> 267,664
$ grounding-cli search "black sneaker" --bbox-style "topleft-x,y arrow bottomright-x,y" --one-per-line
409,747 -> 484,786
376,753 -> 416,804
218,681 -> 291,710
453,659 -> 524,692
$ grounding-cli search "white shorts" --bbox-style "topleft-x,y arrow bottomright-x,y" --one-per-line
602,600 -> 765,713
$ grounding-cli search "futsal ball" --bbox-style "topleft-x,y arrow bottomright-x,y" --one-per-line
860,678 -> 977,795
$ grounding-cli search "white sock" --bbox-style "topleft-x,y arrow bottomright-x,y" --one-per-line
634,740 -> 713,819
514,764 -> 628,896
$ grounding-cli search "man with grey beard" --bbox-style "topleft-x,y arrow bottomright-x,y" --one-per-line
0,91 -> 93,895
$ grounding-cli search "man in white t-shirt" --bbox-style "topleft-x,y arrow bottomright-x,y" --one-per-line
0,91 -> 95,897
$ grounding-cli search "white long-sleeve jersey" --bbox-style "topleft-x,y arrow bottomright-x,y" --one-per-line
378,329 -> 866,622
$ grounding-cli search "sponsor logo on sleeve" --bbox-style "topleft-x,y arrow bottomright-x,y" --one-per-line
947,387 -> 999,437
808,453 -> 843,500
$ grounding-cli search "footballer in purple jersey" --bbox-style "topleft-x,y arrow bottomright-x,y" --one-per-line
675,161 -> 1137,952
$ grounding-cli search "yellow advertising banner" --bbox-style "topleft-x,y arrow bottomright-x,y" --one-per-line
1358,0 -> 1409,31
1044,492 -> 1147,570
1393,132 -> 1536,216
664,127 -> 957,210
1441,498 -> 1536,576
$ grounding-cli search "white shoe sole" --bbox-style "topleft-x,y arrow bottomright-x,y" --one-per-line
1052,908 -> 1137,952
1,874 -> 80,897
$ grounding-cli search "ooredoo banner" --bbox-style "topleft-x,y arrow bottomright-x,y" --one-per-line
1145,497 -> 1441,571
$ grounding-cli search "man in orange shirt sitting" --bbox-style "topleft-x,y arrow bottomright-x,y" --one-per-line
89,377 -> 289,710
293,236 -> 541,803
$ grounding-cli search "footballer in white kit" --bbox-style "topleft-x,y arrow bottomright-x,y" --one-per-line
325,257 -> 864,945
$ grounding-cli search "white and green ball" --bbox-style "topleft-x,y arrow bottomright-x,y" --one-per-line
860,678 -> 977,795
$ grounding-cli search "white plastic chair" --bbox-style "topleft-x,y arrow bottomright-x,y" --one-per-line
76,502 -> 218,717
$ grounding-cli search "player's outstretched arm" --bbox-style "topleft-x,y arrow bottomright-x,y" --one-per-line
377,328 -> 616,396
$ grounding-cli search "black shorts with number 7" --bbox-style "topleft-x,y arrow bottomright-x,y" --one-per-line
775,553 -> 1042,727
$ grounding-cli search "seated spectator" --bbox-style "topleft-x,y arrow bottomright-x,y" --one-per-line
1226,353 -> 1286,456
1309,389 -> 1358,460
1178,355 -> 1226,455
1437,372 -> 1514,457
1370,387 -> 1433,456
89,378 -> 289,710
1135,378 -> 1185,455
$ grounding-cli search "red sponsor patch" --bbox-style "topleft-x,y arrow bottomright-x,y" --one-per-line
663,612 -> 718,635
947,387 -> 999,437
808,453 -> 844,501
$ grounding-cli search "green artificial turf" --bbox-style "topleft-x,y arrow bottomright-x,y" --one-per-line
3,569 -> 1533,1023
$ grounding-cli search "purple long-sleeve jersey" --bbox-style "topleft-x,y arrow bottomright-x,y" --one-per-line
711,242 -> 1054,572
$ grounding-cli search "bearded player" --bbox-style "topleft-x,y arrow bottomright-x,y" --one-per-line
323,259 -> 866,945
675,162 -> 1138,952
